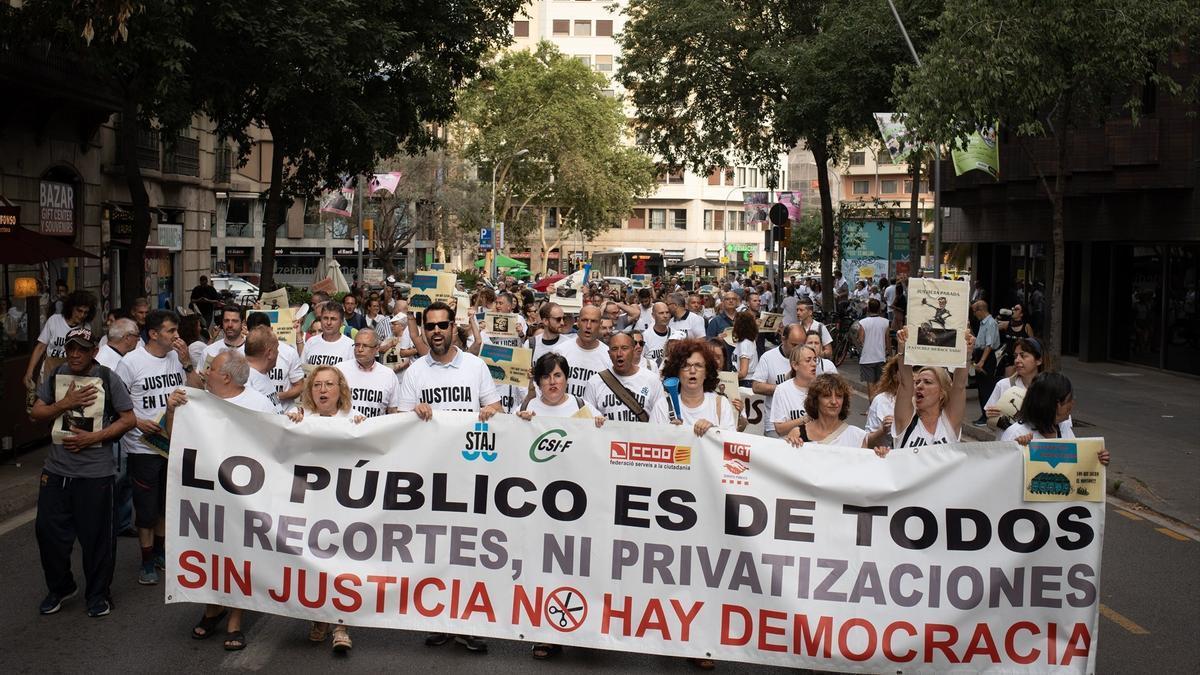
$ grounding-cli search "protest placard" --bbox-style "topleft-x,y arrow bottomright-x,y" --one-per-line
484,312 -> 519,339
904,277 -> 970,368
757,312 -> 783,334
1024,437 -> 1106,502
257,287 -> 289,310
248,308 -> 297,347
479,343 -> 532,388
51,375 -> 105,445
409,271 -> 457,310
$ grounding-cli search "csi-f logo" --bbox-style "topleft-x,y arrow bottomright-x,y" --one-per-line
462,422 -> 497,462
530,429 -> 573,463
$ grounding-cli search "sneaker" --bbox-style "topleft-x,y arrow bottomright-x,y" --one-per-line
972,417 -> 988,426
454,635 -> 488,653
86,599 -> 111,618
424,632 -> 451,647
138,562 -> 160,585
154,554 -> 166,571
38,588 -> 78,615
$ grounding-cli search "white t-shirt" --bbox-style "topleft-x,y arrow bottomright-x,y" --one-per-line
246,367 -> 282,412
668,311 -> 706,340
894,412 -> 960,448
397,348 -> 500,412
584,367 -> 670,423
303,333 -> 355,367
202,339 -> 245,368
814,358 -> 838,376
337,361 -> 400,419
222,387 -> 278,415
269,342 -> 306,394
556,338 -> 613,399
751,346 -> 792,429
37,314 -> 73,360
1000,421 -> 1077,443
858,316 -> 890,364
678,392 -> 736,432
531,332 -> 574,363
768,380 -> 809,428
633,305 -> 655,332
865,392 -> 896,433
799,320 -> 832,346
523,395 -> 584,418
986,376 -> 1075,434
116,345 -> 187,456
96,345 -> 124,373
188,341 -> 208,371
641,327 -> 671,366
780,296 -> 799,326
820,423 -> 869,449
734,340 -> 759,378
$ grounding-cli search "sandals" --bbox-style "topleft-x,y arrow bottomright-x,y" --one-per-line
191,609 -> 228,639
308,622 -> 328,643
531,643 -> 562,659
331,627 -> 353,653
223,630 -> 246,651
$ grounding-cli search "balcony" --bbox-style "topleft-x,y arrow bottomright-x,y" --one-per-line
114,123 -> 161,172
214,146 -> 234,185
163,137 -> 200,177
225,222 -> 254,238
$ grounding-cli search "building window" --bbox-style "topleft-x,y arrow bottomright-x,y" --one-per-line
649,209 -> 666,229
552,19 -> 569,35
853,180 -> 870,195
575,55 -> 591,68
707,169 -> 721,186
704,210 -> 714,230
658,167 -> 684,184
748,167 -> 759,187
628,208 -> 645,229
574,20 -> 591,36
724,167 -> 734,185
513,20 -> 529,37
736,167 -> 746,186
881,179 -> 897,194
849,151 -> 866,166
594,54 -> 613,72
596,19 -> 613,36
671,209 -> 688,229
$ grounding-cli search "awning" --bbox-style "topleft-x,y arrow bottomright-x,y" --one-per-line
0,226 -> 98,264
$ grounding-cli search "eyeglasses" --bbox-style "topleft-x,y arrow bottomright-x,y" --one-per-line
424,320 -> 452,330
681,362 -> 706,371
633,340 -> 644,346
353,343 -> 377,349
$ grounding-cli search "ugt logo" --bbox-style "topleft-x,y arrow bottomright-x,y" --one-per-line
462,421 -> 498,462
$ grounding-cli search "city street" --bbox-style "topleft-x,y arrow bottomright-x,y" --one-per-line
0,388 -> 1195,673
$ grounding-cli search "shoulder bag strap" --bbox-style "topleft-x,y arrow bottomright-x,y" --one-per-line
900,413 -> 921,447
598,370 -> 649,422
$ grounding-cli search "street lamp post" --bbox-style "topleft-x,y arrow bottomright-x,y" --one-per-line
489,148 -> 529,283
722,183 -> 747,279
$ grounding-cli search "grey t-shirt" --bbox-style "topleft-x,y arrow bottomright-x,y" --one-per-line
38,362 -> 134,478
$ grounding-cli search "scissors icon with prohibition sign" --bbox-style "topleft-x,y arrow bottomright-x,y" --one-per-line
545,587 -> 587,632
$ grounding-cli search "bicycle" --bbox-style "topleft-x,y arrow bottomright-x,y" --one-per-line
826,311 -> 860,367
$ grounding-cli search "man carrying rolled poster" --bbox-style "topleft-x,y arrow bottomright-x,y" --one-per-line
30,326 -> 135,618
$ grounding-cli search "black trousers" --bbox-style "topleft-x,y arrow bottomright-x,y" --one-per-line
974,349 -> 998,417
36,472 -> 115,606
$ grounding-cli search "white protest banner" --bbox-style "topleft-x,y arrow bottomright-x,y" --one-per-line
905,277 -> 970,369
167,391 -> 1102,673
738,386 -> 767,436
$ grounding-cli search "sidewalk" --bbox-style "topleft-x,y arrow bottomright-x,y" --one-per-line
0,444 -> 47,523
839,356 -> 1200,529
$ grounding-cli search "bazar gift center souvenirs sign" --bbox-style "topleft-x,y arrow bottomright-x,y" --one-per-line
166,391 -> 1103,673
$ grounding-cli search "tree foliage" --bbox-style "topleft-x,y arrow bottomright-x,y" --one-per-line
894,0 -> 1200,359
456,42 -> 658,275
618,0 -> 938,308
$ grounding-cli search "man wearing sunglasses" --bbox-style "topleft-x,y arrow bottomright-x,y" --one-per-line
531,302 -> 573,363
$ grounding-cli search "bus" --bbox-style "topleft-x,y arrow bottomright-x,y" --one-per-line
590,248 -> 666,279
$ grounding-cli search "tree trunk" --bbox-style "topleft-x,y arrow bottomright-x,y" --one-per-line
811,141 -> 836,311
119,95 -> 152,308
908,152 -> 923,276
260,132 -> 287,292
1048,98 -> 1071,364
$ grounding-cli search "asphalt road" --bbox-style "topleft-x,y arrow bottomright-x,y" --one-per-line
1,391 -> 1195,673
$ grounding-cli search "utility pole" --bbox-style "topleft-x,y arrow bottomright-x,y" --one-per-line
356,174 -> 365,285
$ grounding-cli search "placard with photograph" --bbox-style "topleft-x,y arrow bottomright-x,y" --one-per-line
904,278 -> 969,368
758,312 -> 783,334
484,312 -> 519,339
51,376 -> 105,446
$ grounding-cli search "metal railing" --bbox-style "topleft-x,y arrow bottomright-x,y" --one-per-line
163,137 -> 200,177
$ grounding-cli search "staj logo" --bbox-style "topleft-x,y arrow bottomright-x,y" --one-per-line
722,442 -> 751,485
462,421 -> 497,462
610,441 -> 691,468
529,429 -> 573,463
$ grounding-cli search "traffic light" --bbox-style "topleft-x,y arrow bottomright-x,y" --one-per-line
363,218 -> 374,250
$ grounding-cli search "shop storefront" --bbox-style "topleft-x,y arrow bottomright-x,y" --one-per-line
274,247 -> 324,287
1109,244 -> 1199,375
221,246 -> 254,275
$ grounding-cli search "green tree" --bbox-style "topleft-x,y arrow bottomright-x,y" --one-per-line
192,0 -> 523,290
895,0 -> 1199,359
618,0 -> 937,309
8,1 -> 199,306
457,42 -> 658,275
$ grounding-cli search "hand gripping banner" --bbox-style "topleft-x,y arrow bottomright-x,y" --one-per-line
166,390 -> 1103,672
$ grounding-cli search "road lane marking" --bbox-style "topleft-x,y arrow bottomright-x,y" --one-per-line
1099,604 -> 1150,635
1114,509 -> 1143,521
1155,527 -> 1191,542
0,507 -> 36,537
1109,495 -> 1200,542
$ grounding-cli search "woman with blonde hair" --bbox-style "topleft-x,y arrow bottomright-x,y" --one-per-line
889,327 -> 974,450
768,344 -> 820,439
865,355 -> 901,448
285,365 -> 362,651
783,373 -> 869,448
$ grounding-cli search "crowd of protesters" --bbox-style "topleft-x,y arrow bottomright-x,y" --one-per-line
22,269 -> 1107,667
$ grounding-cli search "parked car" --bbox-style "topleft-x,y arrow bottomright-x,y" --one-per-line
209,274 -> 260,304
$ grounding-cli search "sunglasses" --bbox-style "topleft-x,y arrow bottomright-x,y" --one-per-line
633,340 -> 644,346
424,320 -> 452,330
